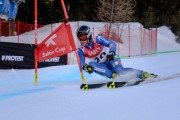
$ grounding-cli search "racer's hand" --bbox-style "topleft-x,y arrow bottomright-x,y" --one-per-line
83,64 -> 94,74
106,51 -> 115,62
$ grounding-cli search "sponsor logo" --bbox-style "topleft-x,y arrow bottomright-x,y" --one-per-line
1,55 -> 24,61
41,47 -> 66,58
45,34 -> 57,47
84,43 -> 104,58
40,57 -> 60,62
40,34 -> 67,58
94,67 -> 106,73
88,46 -> 102,57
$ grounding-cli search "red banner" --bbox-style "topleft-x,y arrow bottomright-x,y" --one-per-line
37,22 -> 76,61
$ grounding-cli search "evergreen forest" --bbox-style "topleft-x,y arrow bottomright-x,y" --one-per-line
17,0 -> 180,36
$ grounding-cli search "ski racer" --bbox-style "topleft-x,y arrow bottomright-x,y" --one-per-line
77,25 -> 156,81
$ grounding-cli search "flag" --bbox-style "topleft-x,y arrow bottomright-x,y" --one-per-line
37,22 -> 76,61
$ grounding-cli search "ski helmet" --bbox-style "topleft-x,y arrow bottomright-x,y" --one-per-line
77,25 -> 92,45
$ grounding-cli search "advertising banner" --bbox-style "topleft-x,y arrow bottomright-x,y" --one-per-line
0,42 -> 67,69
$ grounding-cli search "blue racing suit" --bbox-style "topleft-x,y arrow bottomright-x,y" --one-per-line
78,36 -> 143,79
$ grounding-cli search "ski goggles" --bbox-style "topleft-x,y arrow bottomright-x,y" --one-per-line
78,35 -> 88,41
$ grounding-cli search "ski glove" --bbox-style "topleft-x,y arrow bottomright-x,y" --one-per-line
83,64 -> 94,74
106,51 -> 115,62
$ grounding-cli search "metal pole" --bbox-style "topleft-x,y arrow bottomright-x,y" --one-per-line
60,0 -> 86,83
0,19 -> 1,42
18,19 -> 19,43
34,0 -> 38,84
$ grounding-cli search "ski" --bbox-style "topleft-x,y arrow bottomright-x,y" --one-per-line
80,73 -> 180,90
107,81 -> 127,88
81,80 -> 146,90
107,73 -> 158,89
107,80 -> 143,88
107,72 -> 180,89
141,72 -> 180,84
80,83 -> 106,90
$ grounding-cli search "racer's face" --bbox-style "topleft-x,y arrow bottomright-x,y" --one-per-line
78,35 -> 88,41
80,40 -> 88,46
78,35 -> 89,46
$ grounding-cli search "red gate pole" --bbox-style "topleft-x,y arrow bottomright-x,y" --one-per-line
60,0 -> 86,83
34,0 -> 38,84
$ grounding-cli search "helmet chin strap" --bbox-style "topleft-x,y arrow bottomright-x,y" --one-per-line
86,39 -> 94,48
81,40 -> 90,47
88,34 -> 93,45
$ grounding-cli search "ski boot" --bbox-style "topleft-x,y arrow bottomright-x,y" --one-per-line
112,73 -> 117,79
141,72 -> 158,80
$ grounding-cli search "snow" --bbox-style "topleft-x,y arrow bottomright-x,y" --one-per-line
157,26 -> 180,51
0,21 -> 180,120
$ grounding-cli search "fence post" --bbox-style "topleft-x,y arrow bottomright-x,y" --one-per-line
149,29 -> 151,53
118,25 -> 120,55
105,24 -> 107,37
128,24 -> 130,57
140,25 -> 143,55
155,27 -> 157,52
150,28 -> 153,52
0,19 -> 1,42
77,22 -> 79,28
143,28 -> 145,54
18,19 -> 20,43
51,23 -> 53,33
8,21 -> 10,36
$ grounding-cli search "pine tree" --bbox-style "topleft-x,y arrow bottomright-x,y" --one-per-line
96,0 -> 136,22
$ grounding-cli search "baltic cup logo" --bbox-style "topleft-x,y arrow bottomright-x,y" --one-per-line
45,34 -> 57,47
41,34 -> 66,59
37,22 -> 73,61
